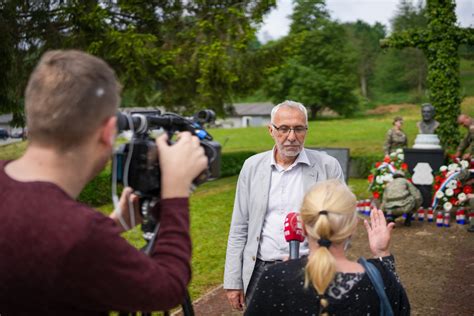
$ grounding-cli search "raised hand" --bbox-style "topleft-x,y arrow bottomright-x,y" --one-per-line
363,207 -> 395,257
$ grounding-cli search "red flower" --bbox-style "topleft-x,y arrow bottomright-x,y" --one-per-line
373,191 -> 380,199
442,170 -> 447,177
454,188 -> 461,195
435,175 -> 442,183
450,197 -> 457,205
433,184 -> 440,191
464,186 -> 473,194
375,162 -> 382,168
368,174 -> 374,182
401,163 -> 408,170
383,156 -> 391,163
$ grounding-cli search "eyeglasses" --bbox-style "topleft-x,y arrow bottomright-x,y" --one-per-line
272,124 -> 308,135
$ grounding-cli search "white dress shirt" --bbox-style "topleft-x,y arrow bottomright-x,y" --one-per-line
257,148 -> 310,261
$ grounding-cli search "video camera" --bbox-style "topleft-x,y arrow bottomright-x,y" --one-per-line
112,109 -> 221,240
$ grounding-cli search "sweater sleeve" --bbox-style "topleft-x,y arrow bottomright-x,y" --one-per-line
56,198 -> 191,312
368,256 -> 410,316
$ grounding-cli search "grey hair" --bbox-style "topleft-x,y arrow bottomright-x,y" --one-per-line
271,100 -> 308,125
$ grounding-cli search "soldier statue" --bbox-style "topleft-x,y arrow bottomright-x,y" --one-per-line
417,103 -> 440,134
382,170 -> 423,227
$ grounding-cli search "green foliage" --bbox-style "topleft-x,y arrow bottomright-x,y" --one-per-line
381,0 -> 474,149
221,151 -> 256,177
350,154 -> 381,178
263,1 -> 358,118
0,1 -> 276,119
343,20 -> 386,99
78,168 -> 112,207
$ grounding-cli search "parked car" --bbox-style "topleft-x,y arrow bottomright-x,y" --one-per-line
11,131 -> 24,139
0,128 -> 9,140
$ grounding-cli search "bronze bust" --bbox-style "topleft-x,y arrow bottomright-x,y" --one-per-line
417,103 -> 440,134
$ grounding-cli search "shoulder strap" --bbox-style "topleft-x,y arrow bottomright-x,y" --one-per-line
358,257 -> 394,316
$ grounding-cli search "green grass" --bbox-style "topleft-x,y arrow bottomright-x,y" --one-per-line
96,176 -> 237,300
211,103 -> 421,156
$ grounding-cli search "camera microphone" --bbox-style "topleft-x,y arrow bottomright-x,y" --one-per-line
284,212 -> 305,260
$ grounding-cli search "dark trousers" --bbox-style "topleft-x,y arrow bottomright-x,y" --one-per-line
245,259 -> 281,306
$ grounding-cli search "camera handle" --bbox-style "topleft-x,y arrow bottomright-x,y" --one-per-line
118,198 -> 194,316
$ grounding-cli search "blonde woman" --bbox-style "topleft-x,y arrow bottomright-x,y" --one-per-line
245,179 -> 410,315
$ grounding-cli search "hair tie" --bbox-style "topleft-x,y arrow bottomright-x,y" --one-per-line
318,238 -> 332,248
319,210 -> 328,216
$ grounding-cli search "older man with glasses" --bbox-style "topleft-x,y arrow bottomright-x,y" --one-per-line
224,100 -> 345,311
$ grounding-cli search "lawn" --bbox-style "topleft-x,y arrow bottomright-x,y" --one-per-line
209,97 -> 474,156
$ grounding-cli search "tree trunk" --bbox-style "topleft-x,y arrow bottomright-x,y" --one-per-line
360,75 -> 368,98
310,105 -> 322,120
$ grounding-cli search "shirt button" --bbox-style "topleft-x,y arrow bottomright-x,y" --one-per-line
252,256 -> 256,261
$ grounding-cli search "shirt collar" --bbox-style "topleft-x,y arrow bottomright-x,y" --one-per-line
270,146 -> 310,170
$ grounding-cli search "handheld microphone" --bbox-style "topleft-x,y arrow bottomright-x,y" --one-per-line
284,212 -> 305,260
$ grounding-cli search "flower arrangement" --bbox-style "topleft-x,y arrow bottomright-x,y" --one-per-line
368,149 -> 409,200
432,158 -> 473,212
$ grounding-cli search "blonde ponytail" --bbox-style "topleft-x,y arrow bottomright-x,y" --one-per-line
300,179 -> 358,314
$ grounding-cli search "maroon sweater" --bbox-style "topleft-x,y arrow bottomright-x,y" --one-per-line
0,161 -> 191,315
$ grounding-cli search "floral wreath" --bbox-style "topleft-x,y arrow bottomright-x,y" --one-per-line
431,158 -> 473,212
368,149 -> 410,200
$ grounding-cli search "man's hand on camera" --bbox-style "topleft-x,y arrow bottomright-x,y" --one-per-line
109,187 -> 141,232
156,132 -> 208,199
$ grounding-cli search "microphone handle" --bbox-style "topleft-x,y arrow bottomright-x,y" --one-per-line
289,240 -> 300,260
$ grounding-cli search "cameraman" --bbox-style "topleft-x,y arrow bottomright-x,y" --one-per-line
0,50 -> 207,314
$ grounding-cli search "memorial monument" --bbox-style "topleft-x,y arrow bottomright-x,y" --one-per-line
413,103 -> 442,149
405,103 -> 445,207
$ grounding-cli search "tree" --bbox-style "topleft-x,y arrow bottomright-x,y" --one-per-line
344,21 -> 386,99
263,0 -> 358,119
0,1 -> 276,123
382,0 -> 474,149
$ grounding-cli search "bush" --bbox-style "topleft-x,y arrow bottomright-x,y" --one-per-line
220,151 -> 256,177
77,151 -> 256,207
350,154 -> 381,178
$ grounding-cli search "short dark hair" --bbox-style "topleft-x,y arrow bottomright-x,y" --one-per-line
25,50 -> 121,149
393,116 -> 403,124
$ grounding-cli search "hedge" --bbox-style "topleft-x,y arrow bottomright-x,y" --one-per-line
349,154 -> 381,179
78,150 -> 257,207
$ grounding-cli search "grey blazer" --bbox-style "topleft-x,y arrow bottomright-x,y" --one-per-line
223,149 -> 344,292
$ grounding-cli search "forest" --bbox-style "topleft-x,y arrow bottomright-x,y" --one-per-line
1,0 -> 473,124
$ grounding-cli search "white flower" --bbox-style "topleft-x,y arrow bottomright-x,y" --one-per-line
458,193 -> 467,202
440,165 -> 448,172
436,191 -> 445,199
390,152 -> 397,158
460,160 -> 469,169
455,167 -> 461,172
396,148 -> 403,154
384,174 -> 394,182
445,188 -> 454,197
447,180 -> 458,189
376,175 -> 384,184
448,163 -> 458,172
443,202 -> 453,211
398,154 -> 404,160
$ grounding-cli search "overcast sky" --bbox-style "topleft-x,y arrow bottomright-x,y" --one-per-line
257,0 -> 474,43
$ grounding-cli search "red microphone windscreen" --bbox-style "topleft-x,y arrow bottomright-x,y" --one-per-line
284,212 -> 305,242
